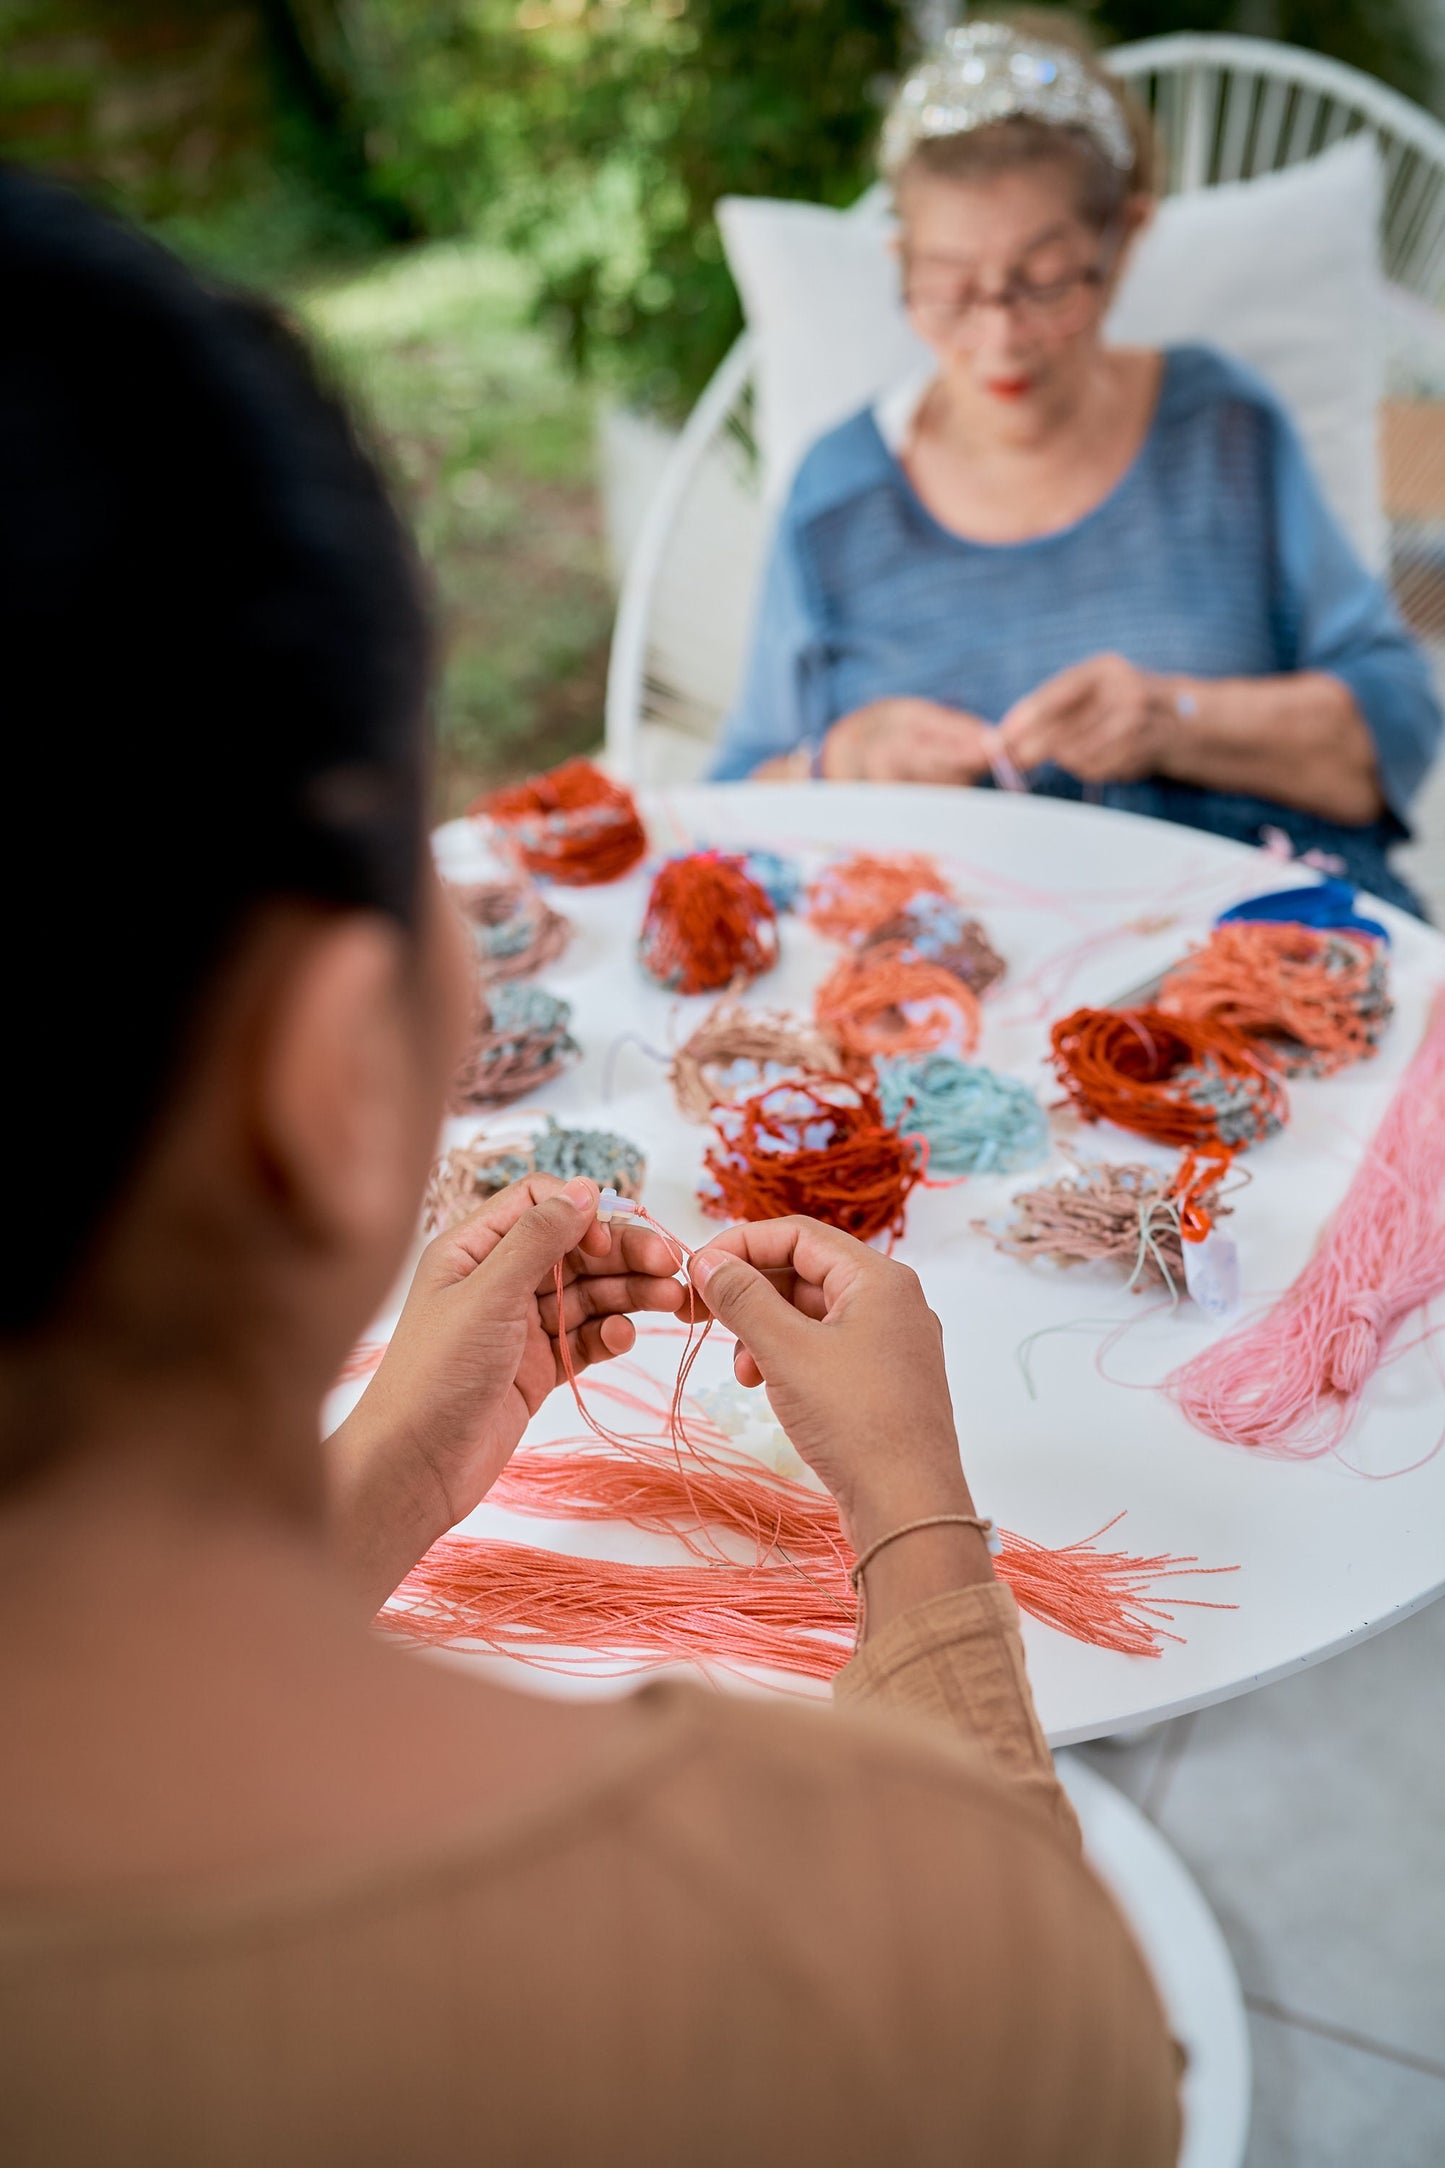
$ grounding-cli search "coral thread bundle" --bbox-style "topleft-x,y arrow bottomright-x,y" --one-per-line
1159,920 -> 1391,1077
1169,987 -> 1445,1456
669,1000 -> 842,1122
639,852 -> 778,994
448,879 -> 570,982
806,851 -> 956,945
701,1075 -> 922,1243
816,947 -> 982,1063
450,984 -> 579,1112
1050,1007 -> 1287,1151
475,757 -> 646,885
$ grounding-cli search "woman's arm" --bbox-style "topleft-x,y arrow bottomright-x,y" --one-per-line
689,1222 -> 1073,1841
999,652 -> 1387,823
709,507 -> 825,781
1159,668 -> 1382,822
327,1179 -> 685,1612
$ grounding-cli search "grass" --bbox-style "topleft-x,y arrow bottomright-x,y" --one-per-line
298,243 -> 614,819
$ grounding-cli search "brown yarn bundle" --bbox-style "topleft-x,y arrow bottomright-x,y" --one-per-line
448,879 -> 570,983
669,1000 -> 844,1122
449,983 -> 579,1112
980,1158 -> 1232,1291
864,905 -> 1006,997
424,1121 -> 647,1233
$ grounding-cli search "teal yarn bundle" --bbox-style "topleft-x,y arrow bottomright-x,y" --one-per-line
876,1055 -> 1049,1176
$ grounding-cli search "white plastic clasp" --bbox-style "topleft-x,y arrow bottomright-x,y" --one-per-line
596,1187 -> 641,1226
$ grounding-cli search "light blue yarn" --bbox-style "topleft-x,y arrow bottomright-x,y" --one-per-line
876,1055 -> 1049,1175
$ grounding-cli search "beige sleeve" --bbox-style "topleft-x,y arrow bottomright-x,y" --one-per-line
833,1580 -> 1079,1847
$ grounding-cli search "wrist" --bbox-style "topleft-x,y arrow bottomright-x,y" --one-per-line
843,1465 -> 975,1557
1155,677 -> 1202,781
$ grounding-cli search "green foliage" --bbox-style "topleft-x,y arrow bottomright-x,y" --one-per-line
302,244 -> 614,807
340,0 -> 908,418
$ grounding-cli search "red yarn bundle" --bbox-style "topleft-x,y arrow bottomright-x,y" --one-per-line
805,850 -> 955,945
474,757 -> 647,885
700,1074 -> 922,1243
638,851 -> 779,995
1050,1006 -> 1287,1151
815,945 -> 982,1063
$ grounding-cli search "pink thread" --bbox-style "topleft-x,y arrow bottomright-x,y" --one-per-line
1169,987 -> 1445,1457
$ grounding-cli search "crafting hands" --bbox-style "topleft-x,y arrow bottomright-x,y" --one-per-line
821,697 -> 996,785
330,1176 -> 685,1546
689,1218 -> 973,1553
999,653 -> 1178,787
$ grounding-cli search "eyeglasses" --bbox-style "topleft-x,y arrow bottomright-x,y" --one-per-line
901,255 -> 1112,340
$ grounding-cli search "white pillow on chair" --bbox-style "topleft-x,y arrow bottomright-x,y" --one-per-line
718,132 -> 1385,570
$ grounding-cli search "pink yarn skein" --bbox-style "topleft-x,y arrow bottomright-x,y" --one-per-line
1168,986 -> 1445,1457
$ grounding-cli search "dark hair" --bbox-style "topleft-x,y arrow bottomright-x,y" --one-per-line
0,168 -> 432,1336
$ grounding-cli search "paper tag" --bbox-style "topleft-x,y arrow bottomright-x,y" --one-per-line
1182,1229 -> 1240,1319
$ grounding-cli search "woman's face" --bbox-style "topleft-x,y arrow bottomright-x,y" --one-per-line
898,160 -> 1125,420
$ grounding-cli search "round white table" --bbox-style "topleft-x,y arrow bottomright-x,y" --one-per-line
340,783 -> 1445,1748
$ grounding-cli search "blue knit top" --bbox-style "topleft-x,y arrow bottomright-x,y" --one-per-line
710,346 -> 1441,914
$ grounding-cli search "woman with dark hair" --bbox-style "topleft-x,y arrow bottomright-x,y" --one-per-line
713,17 -> 1441,918
0,169 -> 1180,2165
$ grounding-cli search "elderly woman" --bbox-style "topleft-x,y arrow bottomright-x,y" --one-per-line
712,17 -> 1441,917
0,172 -> 1179,2164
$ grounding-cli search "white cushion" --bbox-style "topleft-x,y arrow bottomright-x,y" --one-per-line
718,134 -> 1384,569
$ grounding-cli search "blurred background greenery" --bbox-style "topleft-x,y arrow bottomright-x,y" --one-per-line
3,1 -> 1442,809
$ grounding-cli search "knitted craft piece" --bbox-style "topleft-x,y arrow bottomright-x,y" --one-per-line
449,982 -> 579,1112
815,945 -> 982,1063
475,757 -> 646,885
700,1075 -> 922,1244
669,1000 -> 843,1123
805,850 -> 956,945
980,1158 -> 1231,1293
1159,921 -> 1391,1078
876,1055 -> 1049,1175
864,895 -> 1006,997
448,879 -> 571,982
1050,1007 -> 1287,1151
424,1120 -> 646,1234
638,852 -> 779,995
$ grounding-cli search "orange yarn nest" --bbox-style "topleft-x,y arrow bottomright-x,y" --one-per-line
700,1074 -> 923,1244
1158,920 -> 1391,1078
804,850 -> 955,944
473,757 -> 646,885
815,944 -> 982,1063
638,852 -> 779,995
1050,1006 -> 1287,1151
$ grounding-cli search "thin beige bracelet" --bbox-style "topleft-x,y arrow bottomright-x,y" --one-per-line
848,1513 -> 999,1645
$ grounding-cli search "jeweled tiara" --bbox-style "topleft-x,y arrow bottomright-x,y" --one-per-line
882,22 -> 1134,177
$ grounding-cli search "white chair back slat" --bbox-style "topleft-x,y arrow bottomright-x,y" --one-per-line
1177,65 -> 1222,191
1283,84 -> 1324,165
1216,68 -> 1258,184
606,33 -> 1445,779
1251,73 -> 1292,173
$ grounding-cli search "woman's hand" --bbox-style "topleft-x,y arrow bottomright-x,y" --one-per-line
822,697 -> 995,784
689,1218 -> 975,1555
328,1176 -> 685,1608
999,653 -> 1177,785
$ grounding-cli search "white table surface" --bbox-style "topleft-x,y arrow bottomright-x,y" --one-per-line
332,784 -> 1445,1746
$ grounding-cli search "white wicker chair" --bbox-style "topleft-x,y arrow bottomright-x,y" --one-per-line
604,32 -> 1445,787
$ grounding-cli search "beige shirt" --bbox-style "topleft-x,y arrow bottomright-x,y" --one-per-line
0,1584 -> 1180,2165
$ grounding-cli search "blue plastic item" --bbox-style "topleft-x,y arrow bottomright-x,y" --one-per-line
1215,878 -> 1390,945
